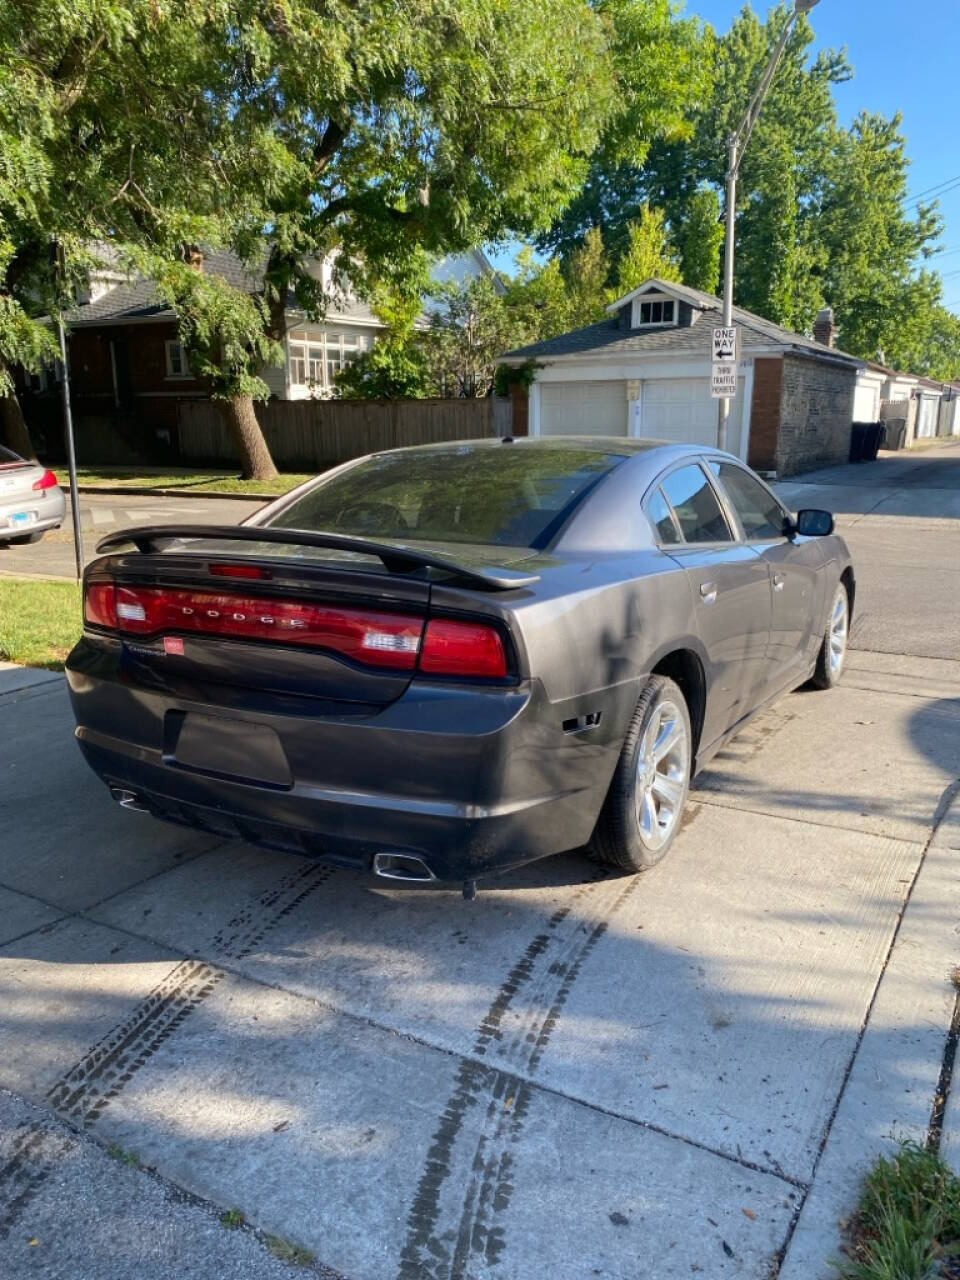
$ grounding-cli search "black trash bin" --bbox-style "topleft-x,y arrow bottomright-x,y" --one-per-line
849,423 -> 867,463
862,422 -> 885,461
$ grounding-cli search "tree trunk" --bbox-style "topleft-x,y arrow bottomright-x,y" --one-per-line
0,393 -> 37,460
217,395 -> 278,481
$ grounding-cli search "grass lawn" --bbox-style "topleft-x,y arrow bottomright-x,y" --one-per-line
73,468 -> 316,496
0,576 -> 82,669
838,1140 -> 960,1278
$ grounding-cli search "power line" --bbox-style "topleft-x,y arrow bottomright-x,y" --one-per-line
908,172 -> 960,203
907,176 -> 960,208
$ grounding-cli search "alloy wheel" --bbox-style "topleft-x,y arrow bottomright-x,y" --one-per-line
829,588 -> 848,680
635,699 -> 689,852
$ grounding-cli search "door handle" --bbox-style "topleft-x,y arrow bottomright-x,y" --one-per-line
699,581 -> 717,605
773,572 -> 785,592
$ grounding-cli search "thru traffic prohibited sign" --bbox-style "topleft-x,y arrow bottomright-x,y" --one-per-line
712,326 -> 737,363
711,363 -> 737,398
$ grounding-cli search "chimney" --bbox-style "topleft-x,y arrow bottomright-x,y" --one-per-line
814,306 -> 836,348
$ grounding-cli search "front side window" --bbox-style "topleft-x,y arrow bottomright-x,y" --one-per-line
660,464 -> 732,544
709,462 -> 786,540
269,445 -> 626,548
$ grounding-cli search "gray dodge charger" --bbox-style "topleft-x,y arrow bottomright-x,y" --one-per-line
66,437 -> 854,891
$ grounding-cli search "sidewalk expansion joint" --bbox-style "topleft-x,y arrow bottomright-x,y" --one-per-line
773,773 -> 960,1272
62,906 -> 810,1193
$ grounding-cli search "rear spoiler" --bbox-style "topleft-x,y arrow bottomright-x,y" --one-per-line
94,525 -> 540,592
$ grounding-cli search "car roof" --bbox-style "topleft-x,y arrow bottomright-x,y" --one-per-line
369,436 -> 714,462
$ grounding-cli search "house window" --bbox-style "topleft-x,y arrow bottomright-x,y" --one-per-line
635,298 -> 676,327
165,340 -> 190,377
287,329 -> 368,393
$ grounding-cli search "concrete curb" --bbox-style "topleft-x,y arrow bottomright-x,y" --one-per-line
66,484 -> 275,502
0,662 -> 63,695
779,782 -> 960,1278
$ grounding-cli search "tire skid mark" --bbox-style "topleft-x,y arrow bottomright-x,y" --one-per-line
48,861 -> 333,1129
398,872 -> 636,1280
2,861 -> 334,1249
450,878 -> 640,1275
0,1122 -> 75,1240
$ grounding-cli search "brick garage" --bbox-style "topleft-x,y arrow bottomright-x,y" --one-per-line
748,354 -> 856,477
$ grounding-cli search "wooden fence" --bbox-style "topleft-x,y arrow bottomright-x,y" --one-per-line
177,396 -> 514,469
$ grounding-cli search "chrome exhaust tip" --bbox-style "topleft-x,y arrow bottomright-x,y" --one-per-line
372,852 -> 436,883
109,786 -> 150,814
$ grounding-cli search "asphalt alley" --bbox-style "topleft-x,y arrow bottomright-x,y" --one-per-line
0,443 -> 959,1278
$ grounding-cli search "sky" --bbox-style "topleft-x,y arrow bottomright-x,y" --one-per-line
493,0 -> 960,314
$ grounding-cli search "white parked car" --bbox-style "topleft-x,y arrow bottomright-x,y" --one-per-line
0,446 -> 65,544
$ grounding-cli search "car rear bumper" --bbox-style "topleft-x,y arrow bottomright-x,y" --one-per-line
66,638 -> 631,882
0,489 -> 65,538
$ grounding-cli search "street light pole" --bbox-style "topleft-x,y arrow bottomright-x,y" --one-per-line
717,0 -> 821,450
50,239 -> 84,580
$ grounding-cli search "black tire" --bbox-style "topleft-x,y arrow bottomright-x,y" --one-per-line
588,675 -> 692,874
809,581 -> 849,690
7,530 -> 44,545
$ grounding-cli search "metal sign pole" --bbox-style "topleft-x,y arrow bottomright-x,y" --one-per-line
56,312 -> 84,580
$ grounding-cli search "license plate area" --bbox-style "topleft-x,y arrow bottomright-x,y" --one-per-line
164,711 -> 293,789
8,511 -> 36,526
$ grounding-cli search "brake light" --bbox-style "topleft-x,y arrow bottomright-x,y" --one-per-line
419,619 -> 508,678
94,584 -> 425,668
209,562 -> 272,580
32,469 -> 58,491
84,581 -> 117,629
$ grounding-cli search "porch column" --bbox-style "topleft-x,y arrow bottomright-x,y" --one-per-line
627,379 -> 643,437
528,380 -> 542,437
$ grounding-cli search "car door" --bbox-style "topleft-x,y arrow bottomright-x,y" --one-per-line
708,460 -> 826,692
650,462 -> 773,751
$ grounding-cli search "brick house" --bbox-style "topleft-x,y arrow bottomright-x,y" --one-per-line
498,279 -> 864,478
16,246 -> 498,460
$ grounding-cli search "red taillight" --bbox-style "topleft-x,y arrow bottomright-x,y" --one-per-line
105,585 -> 425,669
84,581 -> 117,629
208,562 -> 272,580
32,469 -> 58,491
419,619 -> 508,678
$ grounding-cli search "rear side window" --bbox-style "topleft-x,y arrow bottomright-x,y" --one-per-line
269,445 -> 626,548
710,462 -> 785,540
661,465 -> 732,544
647,488 -> 681,544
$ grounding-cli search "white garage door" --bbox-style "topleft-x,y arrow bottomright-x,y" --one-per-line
641,378 -> 742,456
539,380 -> 626,437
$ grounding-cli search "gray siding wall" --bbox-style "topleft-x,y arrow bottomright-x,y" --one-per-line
776,355 -> 857,477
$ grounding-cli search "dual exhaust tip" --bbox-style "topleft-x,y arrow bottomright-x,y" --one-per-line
109,786 -> 436,883
372,852 -> 436,883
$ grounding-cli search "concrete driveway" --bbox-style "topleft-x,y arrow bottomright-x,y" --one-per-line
1,444 -> 959,1279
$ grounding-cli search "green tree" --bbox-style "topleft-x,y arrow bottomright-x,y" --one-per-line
815,112 -> 941,360
336,274 -> 432,399
614,203 -> 679,295
0,2 -> 257,458
673,187 -> 723,294
172,0 -> 624,473
563,227 -> 612,327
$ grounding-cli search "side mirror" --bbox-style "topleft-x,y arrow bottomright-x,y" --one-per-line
794,508 -> 835,537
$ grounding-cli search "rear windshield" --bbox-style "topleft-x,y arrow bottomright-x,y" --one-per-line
0,446 -> 25,467
268,445 -> 625,548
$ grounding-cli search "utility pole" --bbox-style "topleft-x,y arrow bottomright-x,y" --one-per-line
717,0 -> 821,450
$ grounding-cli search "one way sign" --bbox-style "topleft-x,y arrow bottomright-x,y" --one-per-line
712,326 -> 737,363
